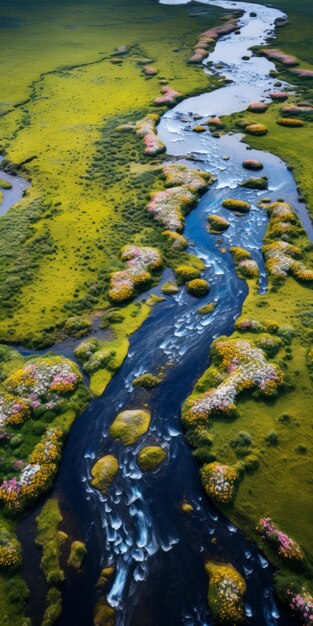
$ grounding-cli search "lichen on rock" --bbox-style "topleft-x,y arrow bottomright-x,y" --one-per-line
137,446 -> 167,471
109,409 -> 151,445
90,455 -> 119,492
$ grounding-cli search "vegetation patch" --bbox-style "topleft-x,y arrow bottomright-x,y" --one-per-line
276,117 -> 305,127
186,278 -> 210,297
148,164 -> 212,232
137,446 -> 167,471
245,123 -> 268,136
205,561 -> 246,624
67,541 -> 87,570
132,372 -> 164,388
90,455 -> 119,493
208,215 -> 229,233
240,176 -> 268,190
222,199 -> 250,213
109,409 -> 150,445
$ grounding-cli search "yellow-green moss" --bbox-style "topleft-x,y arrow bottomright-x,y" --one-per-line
137,446 -> 167,471
205,561 -> 246,624
67,541 -> 87,570
93,598 -> 115,626
186,278 -> 210,297
109,410 -> 150,445
90,455 -> 119,492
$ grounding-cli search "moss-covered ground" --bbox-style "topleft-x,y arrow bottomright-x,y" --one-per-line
0,0 -> 224,348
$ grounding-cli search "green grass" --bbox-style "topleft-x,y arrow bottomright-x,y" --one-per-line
0,0 -> 224,347
183,229 -> 313,600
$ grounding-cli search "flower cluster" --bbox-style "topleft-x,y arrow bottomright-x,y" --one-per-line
0,393 -> 30,428
154,86 -> 182,106
148,164 -> 210,232
257,517 -> 303,561
148,186 -> 196,231
136,114 -> 165,155
263,202 -> 313,282
206,561 -> 246,624
163,164 -> 211,193
189,19 -> 238,63
201,462 -> 239,503
117,114 -> 165,156
287,589 -> 313,625
109,245 -> 162,303
184,338 -> 284,427
248,102 -> 268,113
0,427 -> 63,512
255,334 -> 282,357
261,49 -> 298,67
0,527 -> 22,569
238,258 -> 259,278
222,199 -> 251,213
0,357 -> 81,429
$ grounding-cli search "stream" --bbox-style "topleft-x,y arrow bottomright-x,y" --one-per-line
2,1 -> 312,625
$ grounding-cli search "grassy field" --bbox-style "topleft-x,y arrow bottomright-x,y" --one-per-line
0,0 -> 224,348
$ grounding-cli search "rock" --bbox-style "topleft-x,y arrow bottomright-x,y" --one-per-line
198,303 -> 216,315
207,117 -> 223,127
180,502 -> 194,514
208,215 -> 230,233
90,455 -> 119,492
96,566 -> 115,589
193,125 -> 206,133
109,409 -> 151,445
137,446 -> 167,471
67,541 -> 87,570
270,91 -> 289,101
222,199 -> 251,213
186,278 -> 210,297
247,102 -> 268,113
57,531 -> 68,545
94,599 -> 115,626
240,176 -> 268,190
243,159 -> 263,170
162,282 -> 179,295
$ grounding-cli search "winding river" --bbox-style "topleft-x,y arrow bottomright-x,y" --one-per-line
2,1 -> 312,625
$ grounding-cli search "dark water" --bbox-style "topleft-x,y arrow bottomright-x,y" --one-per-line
2,0 -> 311,624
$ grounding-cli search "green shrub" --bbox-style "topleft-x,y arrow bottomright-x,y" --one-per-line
222,199 -> 251,212
186,278 -> 210,296
265,431 -> 279,446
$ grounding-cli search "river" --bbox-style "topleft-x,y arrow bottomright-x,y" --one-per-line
1,1 -> 310,625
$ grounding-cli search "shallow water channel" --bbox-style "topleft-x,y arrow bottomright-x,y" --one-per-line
3,1 -> 312,625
